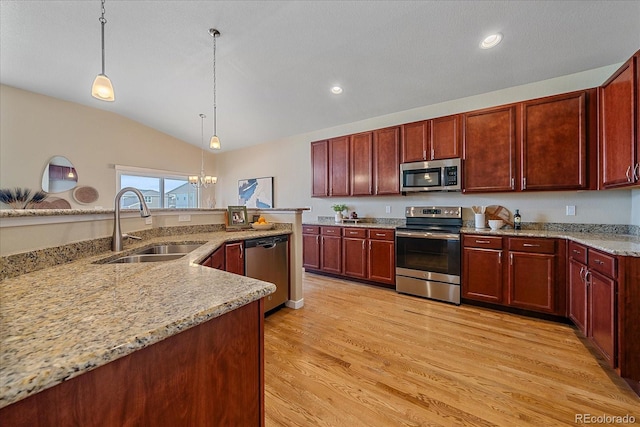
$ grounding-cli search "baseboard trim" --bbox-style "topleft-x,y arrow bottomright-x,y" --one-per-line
285,299 -> 304,309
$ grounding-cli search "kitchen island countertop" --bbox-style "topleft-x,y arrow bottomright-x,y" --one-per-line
0,228 -> 289,409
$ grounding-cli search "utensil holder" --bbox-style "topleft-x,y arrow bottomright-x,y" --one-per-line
475,213 -> 486,229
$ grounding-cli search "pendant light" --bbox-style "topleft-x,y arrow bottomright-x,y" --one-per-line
209,28 -> 221,150
189,114 -> 217,188
91,0 -> 115,101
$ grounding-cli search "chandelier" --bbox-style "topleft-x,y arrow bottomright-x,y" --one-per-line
189,114 -> 217,188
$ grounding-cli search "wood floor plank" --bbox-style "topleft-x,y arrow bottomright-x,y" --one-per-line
264,273 -> 639,426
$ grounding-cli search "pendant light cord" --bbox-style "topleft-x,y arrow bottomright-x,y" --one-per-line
212,30 -> 217,137
99,0 -> 107,75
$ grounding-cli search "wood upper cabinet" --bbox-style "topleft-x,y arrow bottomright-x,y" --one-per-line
401,120 -> 429,162
373,126 -> 401,195
463,105 -> 517,193
329,136 -> 351,196
520,90 -> 596,191
599,53 -> 639,188
350,132 -> 374,196
401,115 -> 460,163
311,140 -> 328,197
225,242 -> 245,276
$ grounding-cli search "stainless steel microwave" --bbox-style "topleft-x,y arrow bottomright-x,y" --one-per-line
400,158 -> 461,192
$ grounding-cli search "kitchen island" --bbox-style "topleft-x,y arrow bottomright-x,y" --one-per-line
0,228 -> 289,425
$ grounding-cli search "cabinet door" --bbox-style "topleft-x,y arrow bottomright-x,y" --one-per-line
321,235 -> 342,274
508,251 -> 555,313
401,120 -> 428,162
311,140 -> 328,197
329,136 -> 350,196
373,126 -> 401,195
350,132 -> 374,195
521,90 -> 592,191
463,105 -> 517,192
368,239 -> 395,285
589,271 -> 616,367
302,233 -> 321,270
343,237 -> 367,279
209,246 -> 225,270
225,242 -> 245,275
462,247 -> 503,303
599,56 -> 637,188
568,259 -> 588,334
431,114 -> 461,160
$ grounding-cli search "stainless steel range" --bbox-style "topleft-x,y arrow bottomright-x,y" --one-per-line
395,206 -> 462,305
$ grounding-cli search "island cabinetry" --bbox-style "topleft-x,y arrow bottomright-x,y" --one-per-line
225,241 -> 245,276
401,114 -> 461,162
463,105 -> 517,193
320,226 -> 343,274
202,245 -> 225,270
462,235 -> 505,303
520,89 -> 597,191
0,300 -> 265,427
599,51 -> 639,189
507,237 -> 565,315
302,226 -> 321,270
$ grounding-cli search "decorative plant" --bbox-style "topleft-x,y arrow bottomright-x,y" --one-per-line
331,204 -> 348,213
0,188 -> 48,209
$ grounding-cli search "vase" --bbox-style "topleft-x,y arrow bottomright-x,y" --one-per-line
334,212 -> 343,223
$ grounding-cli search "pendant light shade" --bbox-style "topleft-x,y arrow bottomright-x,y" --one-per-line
91,0 -> 115,102
209,28 -> 221,149
92,74 -> 115,101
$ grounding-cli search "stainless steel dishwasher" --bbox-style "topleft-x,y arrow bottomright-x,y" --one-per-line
244,234 -> 289,312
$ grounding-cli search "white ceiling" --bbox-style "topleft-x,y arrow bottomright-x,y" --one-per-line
1,1 -> 639,152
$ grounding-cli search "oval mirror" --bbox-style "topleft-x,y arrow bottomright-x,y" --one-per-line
41,156 -> 78,193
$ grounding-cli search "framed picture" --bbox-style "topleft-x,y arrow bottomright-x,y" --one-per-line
238,177 -> 273,208
227,205 -> 249,229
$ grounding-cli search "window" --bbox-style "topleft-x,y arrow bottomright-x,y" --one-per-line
116,165 -> 198,209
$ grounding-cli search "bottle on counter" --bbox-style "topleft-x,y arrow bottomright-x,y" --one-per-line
514,209 -> 522,230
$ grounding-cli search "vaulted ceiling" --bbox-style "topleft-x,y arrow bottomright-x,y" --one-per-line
1,1 -> 639,152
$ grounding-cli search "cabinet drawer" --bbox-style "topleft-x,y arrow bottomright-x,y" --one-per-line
343,228 -> 367,238
368,229 -> 395,241
463,234 -> 503,249
302,226 -> 320,234
568,241 -> 587,264
588,249 -> 617,279
321,226 -> 342,236
508,237 -> 555,254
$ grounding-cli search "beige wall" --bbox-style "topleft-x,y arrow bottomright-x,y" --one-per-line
0,85 -> 217,209
215,63 -> 636,226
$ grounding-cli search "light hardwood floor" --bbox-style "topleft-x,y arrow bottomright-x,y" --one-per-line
264,273 -> 639,427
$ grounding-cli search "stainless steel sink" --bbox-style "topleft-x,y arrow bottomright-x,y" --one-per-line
106,253 -> 188,263
98,243 -> 204,264
133,244 -> 203,255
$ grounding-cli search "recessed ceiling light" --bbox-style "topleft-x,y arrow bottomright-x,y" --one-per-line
331,86 -> 343,95
480,33 -> 503,49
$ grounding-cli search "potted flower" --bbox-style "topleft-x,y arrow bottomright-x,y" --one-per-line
331,204 -> 348,223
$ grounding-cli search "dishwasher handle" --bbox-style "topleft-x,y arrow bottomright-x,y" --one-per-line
244,234 -> 289,249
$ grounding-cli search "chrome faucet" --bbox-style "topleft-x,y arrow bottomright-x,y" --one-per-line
112,187 -> 151,251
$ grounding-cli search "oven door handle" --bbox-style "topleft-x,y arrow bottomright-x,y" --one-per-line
396,230 -> 460,240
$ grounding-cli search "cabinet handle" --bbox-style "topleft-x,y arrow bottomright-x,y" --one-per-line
523,243 -> 540,247
593,259 -> 604,265
375,233 -> 386,237
522,177 -> 527,189
572,249 -> 581,255
498,252 -> 502,264
423,149 -> 427,159
626,166 -> 632,182
369,241 -> 372,251
584,270 -> 592,286
511,177 -> 514,188
362,240 -> 365,250
316,235 -> 319,244
475,240 -> 491,244
431,148 -> 435,159
510,253 -> 513,265
239,245 -> 243,259
579,266 -> 586,281
634,163 -> 639,181
349,231 -> 358,235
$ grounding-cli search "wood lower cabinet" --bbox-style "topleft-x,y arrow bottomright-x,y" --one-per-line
225,241 -> 245,275
568,258 -> 588,334
462,235 -> 565,316
463,105 -> 517,193
599,52 -> 639,189
589,270 -> 616,364
0,300 -> 265,427
462,235 -> 504,303
304,225 -> 394,287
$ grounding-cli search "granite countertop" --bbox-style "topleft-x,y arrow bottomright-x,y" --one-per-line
0,228 -> 289,409
461,227 -> 640,257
